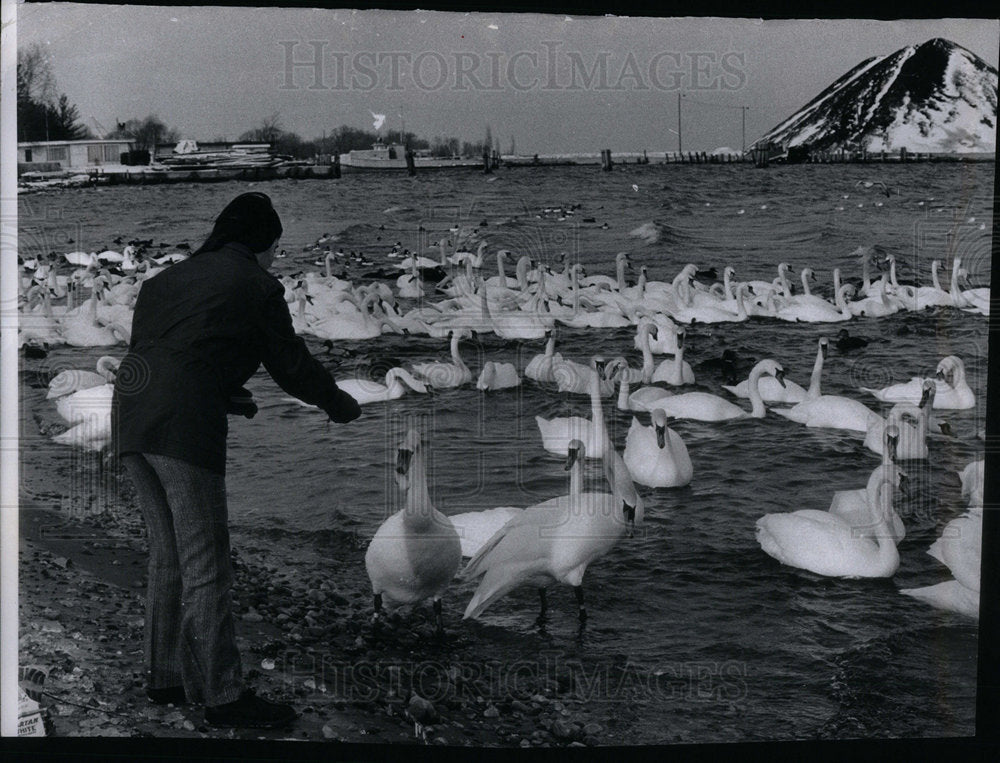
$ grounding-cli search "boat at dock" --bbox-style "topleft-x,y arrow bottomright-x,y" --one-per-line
339,140 -> 484,171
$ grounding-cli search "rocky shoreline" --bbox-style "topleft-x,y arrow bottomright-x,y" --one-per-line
17,449 -> 631,747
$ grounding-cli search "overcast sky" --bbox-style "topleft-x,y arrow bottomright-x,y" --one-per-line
16,5 -> 1000,153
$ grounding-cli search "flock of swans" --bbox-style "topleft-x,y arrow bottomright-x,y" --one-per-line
24,239 -> 987,628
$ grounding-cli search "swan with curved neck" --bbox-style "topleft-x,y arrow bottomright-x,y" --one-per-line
365,429 -> 462,636
756,462 -> 906,578
47,356 -> 120,399
337,368 -> 429,404
723,338 -> 826,404
830,425 -> 906,543
771,351 -> 879,432
646,359 -> 785,422
409,329 -> 473,389
860,355 -> 975,410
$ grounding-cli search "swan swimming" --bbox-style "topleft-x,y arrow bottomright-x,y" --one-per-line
536,358 -> 611,458
47,356 -> 119,399
723,337 -> 826,404
622,408 -> 692,488
860,356 -> 975,410
364,429 -> 462,636
828,426 -> 906,543
645,359 -> 785,422
756,463 -> 907,578
410,329 -> 473,389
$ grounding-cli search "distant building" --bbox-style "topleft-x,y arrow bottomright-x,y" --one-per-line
17,139 -> 134,171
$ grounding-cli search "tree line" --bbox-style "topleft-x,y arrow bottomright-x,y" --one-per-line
18,44 -> 502,159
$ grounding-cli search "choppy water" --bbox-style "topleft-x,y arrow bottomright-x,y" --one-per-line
19,161 -> 992,742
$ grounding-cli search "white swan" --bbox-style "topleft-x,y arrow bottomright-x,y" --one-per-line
364,429 -> 462,635
776,278 -> 854,323
57,296 -> 130,347
958,459 -> 985,509
900,505 -> 981,619
536,358 -> 610,458
772,352 -> 879,432
950,256 -> 990,316
645,359 -> 785,422
623,408 -> 692,488
52,383 -> 114,451
863,384 -> 932,460
650,326 -> 695,385
723,338 -> 827,404
756,463 -> 906,578
335,368 -> 428,404
460,438 -> 638,623
524,331 -> 564,383
477,361 -> 521,391
410,329 -> 473,389
448,506 -> 524,558
47,356 -> 119,399
828,426 -> 906,543
860,355 -> 975,410
634,315 -> 679,354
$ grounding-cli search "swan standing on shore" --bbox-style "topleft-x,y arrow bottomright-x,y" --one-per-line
756,462 -> 907,578
461,438 -> 639,624
365,429 -> 462,637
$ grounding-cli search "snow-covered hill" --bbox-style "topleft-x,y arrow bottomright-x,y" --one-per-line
753,38 -> 997,154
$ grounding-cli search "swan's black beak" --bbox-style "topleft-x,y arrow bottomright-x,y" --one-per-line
676,331 -> 685,350
396,448 -> 413,475
594,359 -> 606,377
938,420 -> 954,437
820,340 -> 828,359
775,368 -> 786,388
887,432 -> 899,462
565,446 -> 580,471
655,424 -> 666,449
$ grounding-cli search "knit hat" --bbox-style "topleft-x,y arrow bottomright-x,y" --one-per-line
193,192 -> 283,255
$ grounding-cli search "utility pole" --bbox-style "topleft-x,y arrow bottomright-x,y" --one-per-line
742,106 -> 748,155
677,91 -> 682,155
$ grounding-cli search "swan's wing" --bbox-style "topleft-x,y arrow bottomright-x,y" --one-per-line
47,370 -> 106,399
463,558 -> 552,620
450,507 -> 523,558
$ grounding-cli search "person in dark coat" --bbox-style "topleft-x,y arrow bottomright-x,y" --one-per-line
112,192 -> 360,728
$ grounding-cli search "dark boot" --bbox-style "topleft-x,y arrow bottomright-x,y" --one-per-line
204,689 -> 297,729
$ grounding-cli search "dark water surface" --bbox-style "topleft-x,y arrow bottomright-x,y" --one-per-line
19,161 -> 992,742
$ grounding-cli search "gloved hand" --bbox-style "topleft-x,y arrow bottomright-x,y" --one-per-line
227,388 -> 258,419
327,388 -> 361,423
